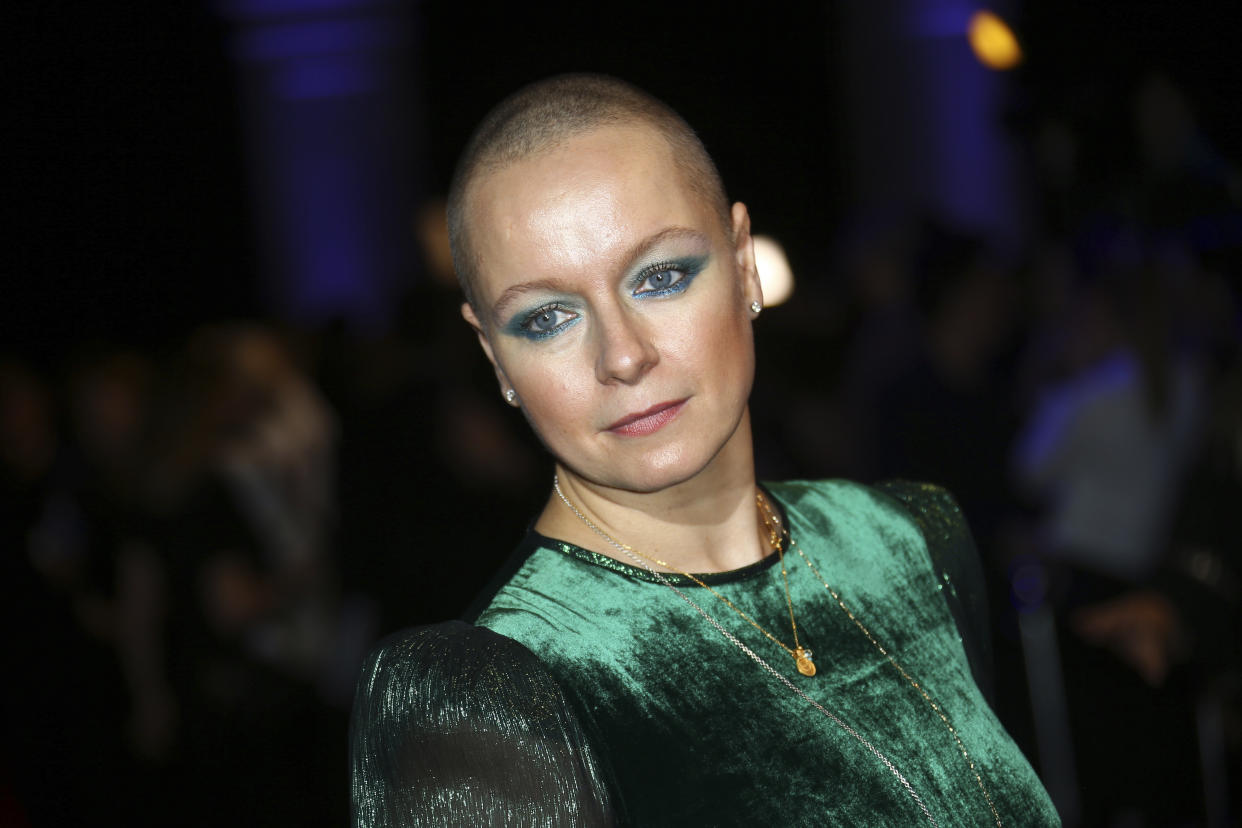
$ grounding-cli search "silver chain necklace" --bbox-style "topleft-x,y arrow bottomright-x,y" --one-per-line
551,475 -> 939,827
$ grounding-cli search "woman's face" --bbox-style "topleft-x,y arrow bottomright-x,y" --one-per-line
462,123 -> 762,494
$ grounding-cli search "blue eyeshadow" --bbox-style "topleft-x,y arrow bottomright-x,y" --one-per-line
501,252 -> 711,341
504,301 -> 583,340
630,254 -> 709,299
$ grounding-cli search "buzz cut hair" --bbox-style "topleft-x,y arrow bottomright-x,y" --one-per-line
446,73 -> 731,312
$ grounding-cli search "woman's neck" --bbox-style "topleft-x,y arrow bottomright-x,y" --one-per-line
534,411 -> 767,573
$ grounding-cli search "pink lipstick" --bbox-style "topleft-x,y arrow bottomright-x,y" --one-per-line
607,399 -> 687,437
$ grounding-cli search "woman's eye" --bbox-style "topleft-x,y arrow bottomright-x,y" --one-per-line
635,267 -> 686,295
522,305 -> 576,335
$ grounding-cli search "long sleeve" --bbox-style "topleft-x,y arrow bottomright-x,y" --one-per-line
349,621 -> 615,827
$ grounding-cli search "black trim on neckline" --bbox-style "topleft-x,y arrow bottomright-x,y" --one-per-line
462,484 -> 795,617
525,530 -> 783,585
517,483 -> 793,586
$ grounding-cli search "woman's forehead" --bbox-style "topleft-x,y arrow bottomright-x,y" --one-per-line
476,124 -> 682,223
468,125 -> 721,293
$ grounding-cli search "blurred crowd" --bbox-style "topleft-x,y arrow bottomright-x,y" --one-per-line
0,313 -> 555,826
2,72 -> 1239,827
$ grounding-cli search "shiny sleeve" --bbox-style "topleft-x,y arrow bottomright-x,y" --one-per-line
349,621 -> 615,827
877,480 -> 996,704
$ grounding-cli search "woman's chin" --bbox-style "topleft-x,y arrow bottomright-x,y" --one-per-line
555,464 -> 687,496
550,402 -> 751,495
561,441 -> 732,495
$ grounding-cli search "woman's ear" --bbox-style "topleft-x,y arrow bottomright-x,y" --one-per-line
731,202 -> 764,310
461,302 -> 517,403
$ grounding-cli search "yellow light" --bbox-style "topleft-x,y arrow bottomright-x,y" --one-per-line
968,10 -> 1022,71
753,235 -> 794,307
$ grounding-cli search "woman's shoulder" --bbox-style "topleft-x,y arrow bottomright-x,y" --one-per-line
765,477 -> 965,531
766,476 -> 956,499
467,540 -> 609,645
350,622 -> 616,826
461,531 -> 593,623
352,622 -> 595,770
354,622 -> 577,719
767,478 -> 976,593
351,623 -> 561,760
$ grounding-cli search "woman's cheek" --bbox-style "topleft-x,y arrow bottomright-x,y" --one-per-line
524,367 -> 592,432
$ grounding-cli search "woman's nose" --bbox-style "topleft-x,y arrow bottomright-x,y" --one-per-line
594,308 -> 659,385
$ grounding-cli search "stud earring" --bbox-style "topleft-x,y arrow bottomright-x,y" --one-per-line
504,389 -> 517,405
750,300 -> 763,315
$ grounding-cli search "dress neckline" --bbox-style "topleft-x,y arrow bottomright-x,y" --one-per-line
521,483 -> 790,586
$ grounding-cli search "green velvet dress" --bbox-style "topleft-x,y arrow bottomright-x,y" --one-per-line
350,480 -> 1060,826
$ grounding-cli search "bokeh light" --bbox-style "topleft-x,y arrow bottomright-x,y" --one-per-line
968,10 -> 1022,71
753,235 -> 794,307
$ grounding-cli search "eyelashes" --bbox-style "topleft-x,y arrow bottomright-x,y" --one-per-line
507,254 -> 708,341
631,258 -> 700,298
513,302 -> 581,340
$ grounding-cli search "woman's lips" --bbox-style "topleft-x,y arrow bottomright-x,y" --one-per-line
606,399 -> 687,437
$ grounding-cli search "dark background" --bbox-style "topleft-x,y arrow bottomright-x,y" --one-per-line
13,1 -> 1237,357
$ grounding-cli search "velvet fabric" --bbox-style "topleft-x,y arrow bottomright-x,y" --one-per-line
351,480 -> 1059,826
351,622 -> 614,827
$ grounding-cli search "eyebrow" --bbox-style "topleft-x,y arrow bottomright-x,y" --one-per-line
489,226 -> 712,324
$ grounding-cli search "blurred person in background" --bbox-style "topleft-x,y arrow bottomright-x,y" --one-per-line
1013,238 -> 1204,584
1,350 -> 172,826
151,324 -> 348,827
1010,233 -> 1212,824
1065,307 -> 1242,827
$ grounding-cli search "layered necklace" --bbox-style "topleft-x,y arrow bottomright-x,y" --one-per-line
551,475 -> 1002,828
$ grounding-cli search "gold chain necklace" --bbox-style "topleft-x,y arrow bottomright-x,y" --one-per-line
580,486 -> 817,677
550,475 -> 940,826
758,490 -> 817,676
793,542 -> 1003,826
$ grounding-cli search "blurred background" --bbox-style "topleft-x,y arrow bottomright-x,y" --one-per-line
5,1 -> 1240,825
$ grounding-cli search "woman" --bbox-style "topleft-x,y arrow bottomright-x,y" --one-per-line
351,74 -> 1059,826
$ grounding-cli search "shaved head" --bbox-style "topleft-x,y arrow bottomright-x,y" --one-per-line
447,74 -> 730,310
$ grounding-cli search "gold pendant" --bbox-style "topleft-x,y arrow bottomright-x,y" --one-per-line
795,647 -> 816,676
